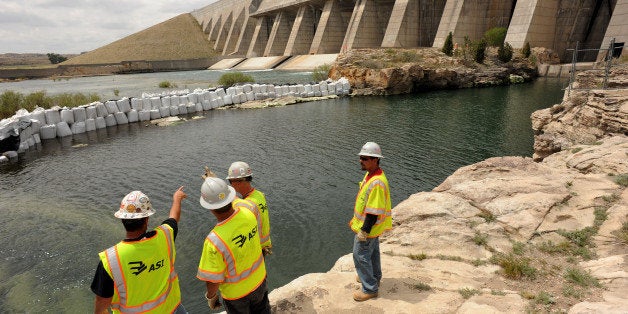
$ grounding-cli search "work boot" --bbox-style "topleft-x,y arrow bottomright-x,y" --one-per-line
353,290 -> 378,302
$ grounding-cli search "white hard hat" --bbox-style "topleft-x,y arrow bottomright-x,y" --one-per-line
114,191 -> 156,219
200,177 -> 236,210
226,161 -> 252,180
358,142 -> 384,158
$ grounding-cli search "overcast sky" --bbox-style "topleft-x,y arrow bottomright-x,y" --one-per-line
0,0 -> 215,54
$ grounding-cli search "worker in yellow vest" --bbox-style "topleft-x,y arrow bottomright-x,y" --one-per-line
197,177 -> 271,313
350,142 -> 392,302
226,161 -> 272,256
91,186 -> 188,313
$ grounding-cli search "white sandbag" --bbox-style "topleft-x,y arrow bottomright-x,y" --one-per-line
56,121 -> 72,137
209,91 -> 218,100
169,106 -> 179,116
159,107 -> 170,117
127,109 -> 139,123
319,81 -> 328,92
131,98 -> 143,111
40,124 -> 56,139
235,87 -> 243,95
86,106 -> 97,119
117,98 -> 131,113
186,103 -> 196,113
268,92 -> 276,98
26,136 -> 35,147
60,109 -> 74,124
327,82 -> 336,93
223,95 -> 233,105
304,84 -> 312,94
200,91 -> 211,101
85,119 -> 96,132
142,98 -> 152,110
0,155 -> 8,164
314,91 -> 321,97
114,112 -> 128,124
31,110 -> 46,125
71,121 -> 86,134
216,88 -> 226,98
187,93 -> 198,104
282,85 -> 290,95
226,87 -> 236,96
149,110 -> 161,120
242,84 -> 252,93
105,101 -> 119,114
177,104 -> 187,115
202,100 -> 211,111
150,97 -> 161,109
95,102 -> 108,117
274,86 -> 282,96
105,114 -> 117,127
138,110 -> 151,122
3,150 -> 18,160
179,96 -> 189,105
214,98 -> 224,108
170,96 -> 180,106
321,89 -> 329,96
95,117 -> 107,129
33,134 -> 41,145
195,103 -> 203,112
72,107 -> 87,122
246,92 -> 255,101
19,126 -> 32,142
232,94 -> 242,104
18,142 -> 28,153
343,82 -> 351,94
161,97 -> 171,107
307,92 -> 314,97
239,94 -> 247,103
210,99 -> 218,109
44,109 -> 61,125
312,84 -> 320,92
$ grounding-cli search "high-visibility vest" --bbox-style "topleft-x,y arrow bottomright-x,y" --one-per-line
99,225 -> 181,313
349,171 -> 392,237
196,205 -> 267,300
246,189 -> 272,248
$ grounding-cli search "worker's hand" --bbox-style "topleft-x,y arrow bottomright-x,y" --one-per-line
202,166 -> 217,180
262,246 -> 272,256
357,230 -> 368,242
205,292 -> 222,310
173,186 -> 187,202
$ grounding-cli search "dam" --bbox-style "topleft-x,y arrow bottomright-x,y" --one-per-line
191,0 -> 627,70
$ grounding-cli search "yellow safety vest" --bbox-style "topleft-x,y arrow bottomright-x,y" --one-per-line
196,204 -> 267,300
349,171 -> 392,237
99,225 -> 181,313
246,189 -> 272,248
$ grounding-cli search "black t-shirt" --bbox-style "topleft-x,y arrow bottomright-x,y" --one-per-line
90,218 -> 178,298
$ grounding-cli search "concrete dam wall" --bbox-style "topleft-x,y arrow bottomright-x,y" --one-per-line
191,0 -> 627,67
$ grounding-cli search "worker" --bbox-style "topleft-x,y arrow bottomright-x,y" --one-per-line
196,177 -> 271,313
91,186 -> 188,313
350,142 -> 392,302
226,161 -> 272,255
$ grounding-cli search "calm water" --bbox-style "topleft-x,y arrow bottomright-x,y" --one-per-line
0,71 -> 565,312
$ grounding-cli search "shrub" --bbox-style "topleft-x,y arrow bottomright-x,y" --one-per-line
472,39 -> 487,63
0,90 -> 101,119
47,53 -> 67,64
522,42 -> 531,58
472,232 -> 488,246
459,287 -> 481,299
0,91 -> 23,119
218,72 -> 254,87
484,27 -> 507,46
158,81 -> 177,88
612,173 -> 628,187
612,221 -> 628,244
23,91 -> 51,111
564,268 -> 600,288
498,42 -> 513,62
312,64 -> 331,82
442,32 -> 454,56
492,253 -> 537,280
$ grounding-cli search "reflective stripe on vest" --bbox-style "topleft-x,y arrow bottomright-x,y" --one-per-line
233,198 -> 263,243
205,231 -> 265,283
246,190 -> 272,247
104,226 -> 179,313
350,172 -> 392,237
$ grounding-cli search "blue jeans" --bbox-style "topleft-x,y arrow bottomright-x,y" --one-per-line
353,235 -> 381,294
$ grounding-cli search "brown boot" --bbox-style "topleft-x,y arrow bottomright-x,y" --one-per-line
353,290 -> 378,302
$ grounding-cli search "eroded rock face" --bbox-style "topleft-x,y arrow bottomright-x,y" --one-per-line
531,65 -> 628,161
328,48 -> 537,96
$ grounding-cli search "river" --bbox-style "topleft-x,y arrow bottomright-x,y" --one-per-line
0,70 -> 566,312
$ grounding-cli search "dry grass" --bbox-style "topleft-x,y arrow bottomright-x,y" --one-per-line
63,13 -> 217,65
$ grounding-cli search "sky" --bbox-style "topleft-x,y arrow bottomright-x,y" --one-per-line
0,0 -> 216,54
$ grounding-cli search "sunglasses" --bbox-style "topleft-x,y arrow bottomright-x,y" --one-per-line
359,156 -> 373,161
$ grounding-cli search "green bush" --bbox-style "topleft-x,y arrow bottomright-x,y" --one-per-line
498,42 -> 513,62
47,53 -> 67,64
522,42 -> 531,58
472,39 -> 487,63
218,72 -> 254,87
442,32 -> 454,56
0,91 -> 23,119
158,81 -> 177,88
484,27 -> 507,46
312,64 -> 331,82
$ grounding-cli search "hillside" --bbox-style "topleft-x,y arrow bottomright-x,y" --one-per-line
62,13 -> 217,65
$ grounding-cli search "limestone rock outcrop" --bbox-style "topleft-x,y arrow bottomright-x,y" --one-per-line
328,48 -> 537,96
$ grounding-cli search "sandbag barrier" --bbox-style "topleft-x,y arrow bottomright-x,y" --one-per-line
0,78 -> 351,164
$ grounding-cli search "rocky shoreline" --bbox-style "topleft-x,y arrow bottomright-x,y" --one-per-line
267,65 -> 627,312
